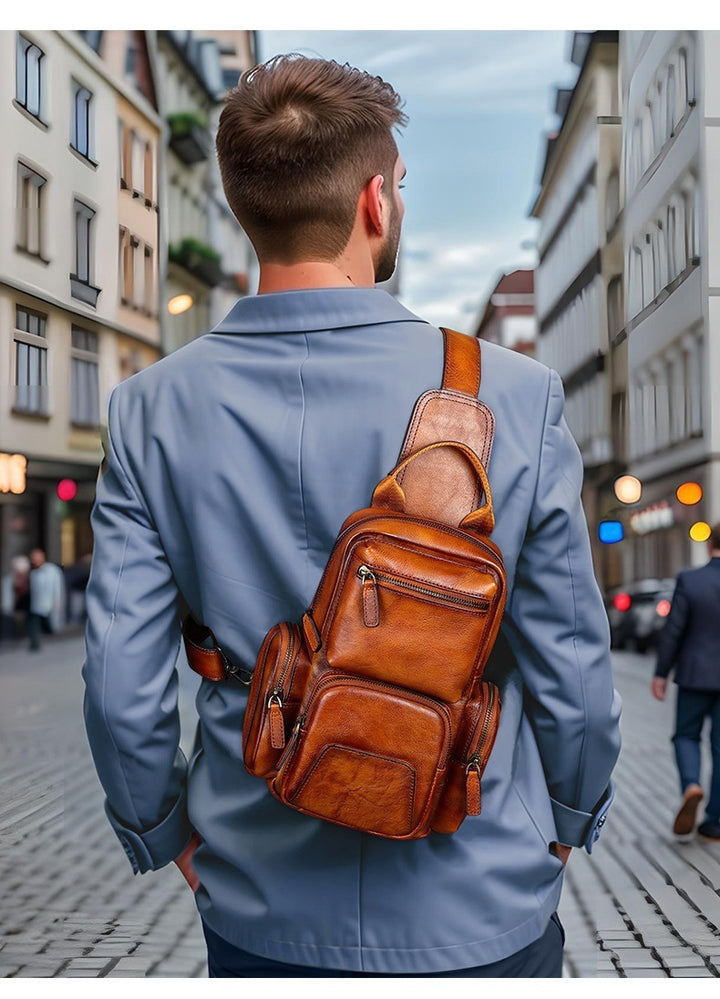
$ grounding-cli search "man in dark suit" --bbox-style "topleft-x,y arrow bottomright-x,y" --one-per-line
652,523 -> 720,840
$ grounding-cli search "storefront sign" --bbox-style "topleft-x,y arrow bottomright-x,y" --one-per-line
629,500 -> 674,535
0,453 -> 27,495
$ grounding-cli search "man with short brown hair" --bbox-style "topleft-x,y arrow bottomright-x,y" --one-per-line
82,54 -> 620,978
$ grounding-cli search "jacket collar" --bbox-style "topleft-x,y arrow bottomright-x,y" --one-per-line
211,287 -> 427,335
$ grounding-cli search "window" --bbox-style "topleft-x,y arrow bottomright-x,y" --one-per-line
144,246 -> 154,312
119,227 -> 133,302
131,133 -> 145,196
144,142 -> 155,203
71,81 -> 93,160
71,200 -> 100,306
666,65 -> 677,136
14,306 -> 48,414
16,34 -> 44,120
653,221 -> 668,294
77,31 -> 102,53
74,200 -> 94,283
605,171 -> 620,235
16,162 -> 46,258
607,276 -> 623,337
120,122 -> 132,189
71,327 -> 100,427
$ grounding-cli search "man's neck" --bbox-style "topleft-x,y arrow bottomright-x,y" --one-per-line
256,259 -> 375,294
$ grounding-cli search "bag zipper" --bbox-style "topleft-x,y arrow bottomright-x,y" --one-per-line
274,712 -> 306,772
464,684 -> 498,816
276,672 -> 454,779
315,513 -> 504,630
265,624 -> 298,750
357,564 -> 490,627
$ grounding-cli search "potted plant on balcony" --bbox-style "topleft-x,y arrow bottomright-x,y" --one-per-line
169,237 -> 224,287
167,111 -> 212,165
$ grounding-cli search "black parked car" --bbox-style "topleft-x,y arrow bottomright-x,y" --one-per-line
605,578 -> 676,653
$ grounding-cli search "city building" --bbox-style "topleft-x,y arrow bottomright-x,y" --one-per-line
154,30 -> 255,354
473,268 -> 536,355
0,30 -> 163,582
530,31 -> 624,588
617,31 -> 719,579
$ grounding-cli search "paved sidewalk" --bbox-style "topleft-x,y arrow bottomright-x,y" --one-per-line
0,633 -> 719,977
559,651 -> 720,978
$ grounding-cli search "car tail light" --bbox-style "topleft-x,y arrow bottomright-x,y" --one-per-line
656,598 -> 671,617
614,593 -> 632,612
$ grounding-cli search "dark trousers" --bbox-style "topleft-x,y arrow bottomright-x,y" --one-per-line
26,612 -> 52,650
673,688 -> 720,821
202,912 -> 565,978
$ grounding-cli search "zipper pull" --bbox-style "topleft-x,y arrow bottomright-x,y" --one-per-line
358,565 -> 379,627
465,757 -> 482,815
268,691 -> 285,750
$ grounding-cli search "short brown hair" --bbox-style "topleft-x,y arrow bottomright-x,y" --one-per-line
710,523 -> 720,550
215,54 -> 407,262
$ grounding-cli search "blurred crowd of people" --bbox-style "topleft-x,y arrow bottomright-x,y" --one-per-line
0,549 -> 91,650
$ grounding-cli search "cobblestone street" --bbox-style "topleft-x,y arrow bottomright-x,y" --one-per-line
0,631 -> 719,978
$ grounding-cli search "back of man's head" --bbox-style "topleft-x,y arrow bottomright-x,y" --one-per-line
216,54 -> 406,264
710,522 -> 720,553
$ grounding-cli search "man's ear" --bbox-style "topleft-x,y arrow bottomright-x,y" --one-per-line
363,174 -> 386,236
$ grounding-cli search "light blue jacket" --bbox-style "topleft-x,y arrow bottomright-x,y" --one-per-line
82,288 -> 621,973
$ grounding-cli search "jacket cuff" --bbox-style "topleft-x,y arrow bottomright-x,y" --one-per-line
550,782 -> 615,853
104,794 -> 195,874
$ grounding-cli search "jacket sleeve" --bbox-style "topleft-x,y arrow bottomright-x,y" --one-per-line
504,369 -> 622,851
654,575 -> 687,679
81,384 -> 194,874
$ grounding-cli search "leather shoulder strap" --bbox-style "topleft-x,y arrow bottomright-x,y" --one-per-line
396,327 -> 495,527
441,327 -> 481,396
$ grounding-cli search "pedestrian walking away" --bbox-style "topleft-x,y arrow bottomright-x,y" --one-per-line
27,548 -> 65,652
652,522 -> 720,841
82,54 -> 622,978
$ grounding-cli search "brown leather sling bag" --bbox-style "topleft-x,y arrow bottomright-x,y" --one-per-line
183,329 -> 506,840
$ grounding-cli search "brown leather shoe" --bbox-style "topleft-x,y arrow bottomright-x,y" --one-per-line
673,784 -> 703,836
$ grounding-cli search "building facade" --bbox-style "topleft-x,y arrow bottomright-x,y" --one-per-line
618,30 -> 719,579
1,30 -> 163,589
531,32 -> 623,588
155,30 -> 255,354
473,269 -> 536,356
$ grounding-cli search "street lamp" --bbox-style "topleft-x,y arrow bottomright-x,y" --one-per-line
614,475 -> 642,504
167,294 -> 194,316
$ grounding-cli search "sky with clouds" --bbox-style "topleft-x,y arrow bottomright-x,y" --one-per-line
258,30 -> 579,332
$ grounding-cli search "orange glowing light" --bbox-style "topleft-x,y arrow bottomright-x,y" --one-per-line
656,599 -> 672,618
676,481 -> 703,505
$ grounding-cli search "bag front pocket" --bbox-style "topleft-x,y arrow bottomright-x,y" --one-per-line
242,621 -> 310,778
273,674 -> 452,839
324,539 -> 501,701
